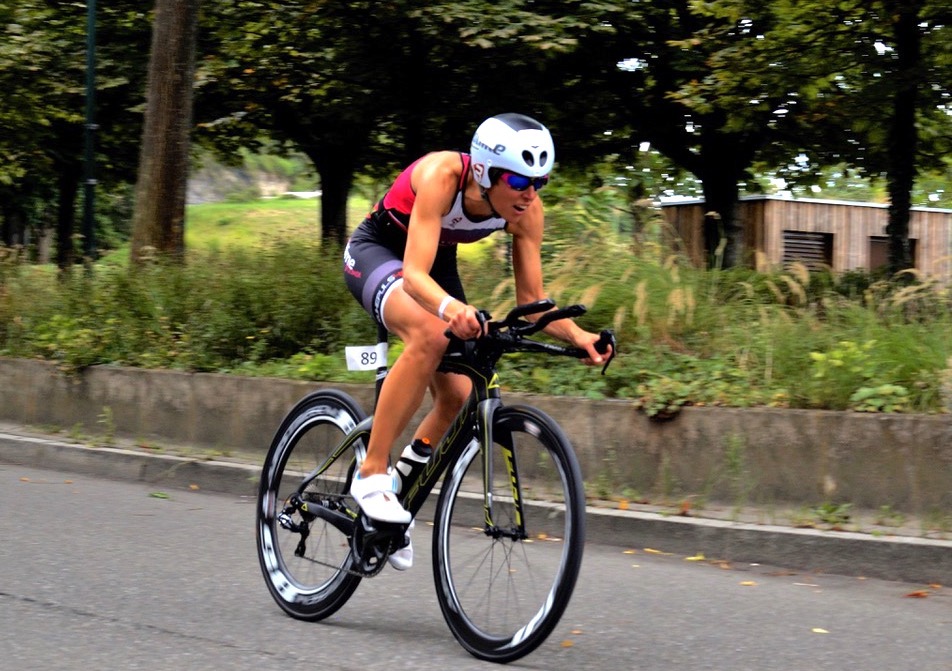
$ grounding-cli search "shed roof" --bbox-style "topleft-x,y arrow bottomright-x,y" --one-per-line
659,194 -> 952,215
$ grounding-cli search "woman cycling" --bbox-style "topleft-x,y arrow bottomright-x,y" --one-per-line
343,113 -> 607,569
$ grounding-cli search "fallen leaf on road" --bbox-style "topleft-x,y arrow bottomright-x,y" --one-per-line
905,590 -> 930,598
740,581 -> 757,586
812,628 -> 829,634
684,553 -> 705,562
623,549 -> 637,555
644,548 -> 672,555
560,640 -> 574,648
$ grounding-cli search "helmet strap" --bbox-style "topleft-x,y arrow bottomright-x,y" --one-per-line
480,186 -> 501,218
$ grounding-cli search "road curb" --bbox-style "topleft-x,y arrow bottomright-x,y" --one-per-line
3,431 -> 950,586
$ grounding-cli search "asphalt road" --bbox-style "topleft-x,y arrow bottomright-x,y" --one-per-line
1,464 -> 950,671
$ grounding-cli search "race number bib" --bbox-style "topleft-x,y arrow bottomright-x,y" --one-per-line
345,342 -> 388,371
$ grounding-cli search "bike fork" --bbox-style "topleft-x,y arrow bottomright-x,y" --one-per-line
478,402 -> 528,541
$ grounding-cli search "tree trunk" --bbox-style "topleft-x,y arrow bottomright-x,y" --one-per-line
700,175 -> 741,269
304,142 -> 355,248
130,0 -> 201,264
0,202 -> 10,246
54,162 -> 81,270
884,1 -> 922,276
695,129 -> 746,269
317,165 -> 353,248
1,198 -> 23,247
399,29 -> 431,164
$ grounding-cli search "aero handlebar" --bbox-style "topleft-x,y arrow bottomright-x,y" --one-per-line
445,299 -> 617,374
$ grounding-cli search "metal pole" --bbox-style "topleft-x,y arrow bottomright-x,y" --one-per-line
82,0 -> 97,260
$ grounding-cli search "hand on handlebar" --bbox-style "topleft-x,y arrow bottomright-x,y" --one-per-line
574,330 -> 613,367
441,300 -> 617,374
445,302 -> 487,341
562,329 -> 617,374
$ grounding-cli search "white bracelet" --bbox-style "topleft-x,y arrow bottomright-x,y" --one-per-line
437,295 -> 457,321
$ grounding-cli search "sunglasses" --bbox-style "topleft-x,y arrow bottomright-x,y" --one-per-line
498,171 -> 549,192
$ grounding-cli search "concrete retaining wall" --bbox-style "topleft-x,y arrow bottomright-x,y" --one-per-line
3,357 -> 951,514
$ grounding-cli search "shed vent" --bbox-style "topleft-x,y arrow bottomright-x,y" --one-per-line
782,230 -> 832,269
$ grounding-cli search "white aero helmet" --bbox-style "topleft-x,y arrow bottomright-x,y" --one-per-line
470,113 -> 555,188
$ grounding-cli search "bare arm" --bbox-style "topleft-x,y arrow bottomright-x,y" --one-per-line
509,202 -> 607,364
401,152 -> 484,339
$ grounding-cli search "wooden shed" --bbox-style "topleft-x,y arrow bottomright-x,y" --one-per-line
661,195 -> 952,282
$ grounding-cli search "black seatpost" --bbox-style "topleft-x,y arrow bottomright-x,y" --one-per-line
374,323 -> 389,411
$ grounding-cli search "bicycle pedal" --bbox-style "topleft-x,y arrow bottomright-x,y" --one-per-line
351,514 -> 407,575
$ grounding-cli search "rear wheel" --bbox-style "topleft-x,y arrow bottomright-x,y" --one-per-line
432,405 -> 586,662
256,390 -> 366,620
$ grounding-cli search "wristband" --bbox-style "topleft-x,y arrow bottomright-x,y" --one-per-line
437,295 -> 457,321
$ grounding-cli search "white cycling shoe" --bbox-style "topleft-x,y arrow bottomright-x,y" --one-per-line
388,520 -> 414,571
349,471 -> 412,524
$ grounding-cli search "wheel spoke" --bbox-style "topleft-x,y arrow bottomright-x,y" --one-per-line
433,406 -> 585,662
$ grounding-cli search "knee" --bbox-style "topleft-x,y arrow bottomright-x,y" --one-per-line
402,325 -> 451,364
434,383 -> 469,414
432,374 -> 471,418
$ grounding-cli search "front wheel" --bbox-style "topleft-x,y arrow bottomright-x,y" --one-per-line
256,389 -> 366,621
432,405 -> 586,663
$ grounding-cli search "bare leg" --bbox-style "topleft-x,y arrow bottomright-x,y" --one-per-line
358,287 -> 469,478
413,371 -> 471,444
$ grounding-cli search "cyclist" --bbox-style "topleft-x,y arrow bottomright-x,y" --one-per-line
343,113 -> 608,569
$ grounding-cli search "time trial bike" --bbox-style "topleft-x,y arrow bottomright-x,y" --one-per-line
255,299 -> 615,663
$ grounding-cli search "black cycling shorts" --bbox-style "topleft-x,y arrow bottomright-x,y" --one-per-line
343,214 -> 466,330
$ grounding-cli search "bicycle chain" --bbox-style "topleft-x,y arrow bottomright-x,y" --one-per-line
291,550 -> 388,578
278,497 -> 390,578
275,506 -> 405,579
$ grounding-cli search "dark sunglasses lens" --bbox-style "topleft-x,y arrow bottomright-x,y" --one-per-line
503,172 -> 548,191
503,173 -> 531,190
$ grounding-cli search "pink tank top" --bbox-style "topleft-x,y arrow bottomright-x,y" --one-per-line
378,153 -> 507,245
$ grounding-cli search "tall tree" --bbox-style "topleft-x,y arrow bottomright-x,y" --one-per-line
195,1 -> 592,246
843,0 -> 951,274
884,1 -> 925,271
0,1 -> 150,263
196,1 -> 397,246
688,0 -> 952,274
130,0 -> 201,262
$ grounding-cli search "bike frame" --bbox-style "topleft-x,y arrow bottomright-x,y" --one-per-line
289,344 -> 523,542
401,349 -> 524,536
288,300 -> 613,543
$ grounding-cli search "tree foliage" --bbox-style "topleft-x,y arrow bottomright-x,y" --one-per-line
0,1 -> 150,265
196,1 -> 410,245
1,0 -> 950,271
680,0 -> 952,272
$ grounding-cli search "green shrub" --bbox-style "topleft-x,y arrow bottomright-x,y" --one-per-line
2,191 -> 950,415
0,240 -> 371,373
